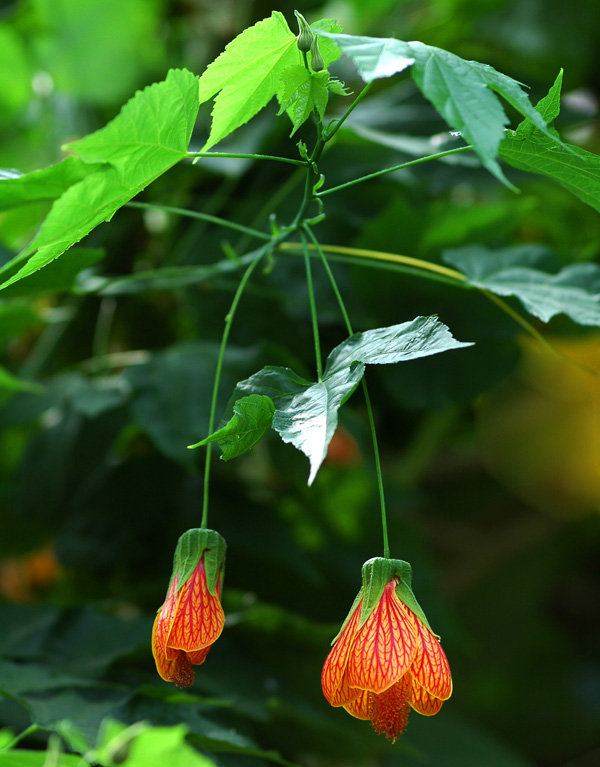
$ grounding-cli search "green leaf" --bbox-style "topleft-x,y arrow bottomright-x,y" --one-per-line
198,12 -> 298,151
325,315 -> 473,375
188,394 -> 275,459
318,32 -> 563,186
444,245 -> 600,325
0,68 -> 199,292
499,72 -> 600,212
235,318 -> 471,484
95,722 -> 218,767
0,751 -> 82,767
0,366 -> 43,395
515,69 -> 563,138
309,18 -> 344,69
276,67 -> 330,136
0,157 -> 100,211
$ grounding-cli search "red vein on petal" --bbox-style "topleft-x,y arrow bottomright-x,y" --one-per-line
347,581 -> 418,693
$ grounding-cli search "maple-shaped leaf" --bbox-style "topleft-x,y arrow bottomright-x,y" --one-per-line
198,12 -> 299,151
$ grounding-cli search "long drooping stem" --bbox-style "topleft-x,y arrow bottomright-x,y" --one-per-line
303,225 -> 391,559
200,250 -> 265,529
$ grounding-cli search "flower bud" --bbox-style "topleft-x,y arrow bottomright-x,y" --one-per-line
152,528 -> 226,688
294,10 -> 314,53
310,36 -> 324,72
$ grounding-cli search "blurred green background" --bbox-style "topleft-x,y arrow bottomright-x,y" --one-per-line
0,0 -> 599,765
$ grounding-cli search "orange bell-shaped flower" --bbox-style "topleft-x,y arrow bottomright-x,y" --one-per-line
152,528 -> 226,687
321,558 -> 452,742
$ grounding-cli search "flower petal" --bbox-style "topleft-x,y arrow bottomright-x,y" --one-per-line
410,678 -> 445,716
411,618 -> 452,700
322,600 -> 362,706
151,612 -> 179,682
343,689 -> 370,720
167,561 -> 225,653
346,580 -> 418,694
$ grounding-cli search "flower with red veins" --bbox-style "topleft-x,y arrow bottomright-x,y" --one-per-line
152,528 -> 226,688
321,557 -> 452,742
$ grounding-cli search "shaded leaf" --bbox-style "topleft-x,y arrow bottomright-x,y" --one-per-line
444,245 -> 600,325
0,366 -> 43,395
189,394 -> 275,460
0,69 -> 199,292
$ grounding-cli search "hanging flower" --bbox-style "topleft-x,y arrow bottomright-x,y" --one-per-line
321,557 -> 452,742
152,528 -> 226,688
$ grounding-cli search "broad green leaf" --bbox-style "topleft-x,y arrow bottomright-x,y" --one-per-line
235,318 -> 471,483
94,722 -> 217,767
318,32 -> 563,186
197,12 -> 298,151
189,394 -> 275,459
276,67 -> 330,136
325,316 -> 473,376
444,245 -> 600,325
499,72 -> 600,212
0,157 -> 99,211
0,68 -> 199,292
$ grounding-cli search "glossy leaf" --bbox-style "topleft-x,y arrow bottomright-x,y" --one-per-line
0,68 -> 199,292
325,316 -> 473,375
189,394 -> 275,460
318,32 -> 563,185
444,245 -> 600,325
235,318 -> 470,483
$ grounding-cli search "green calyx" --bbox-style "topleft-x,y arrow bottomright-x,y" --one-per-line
331,557 -> 437,645
294,10 -> 314,52
171,528 -> 226,597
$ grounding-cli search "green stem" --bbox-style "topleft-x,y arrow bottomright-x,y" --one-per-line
323,81 -> 373,142
126,201 -> 271,241
301,231 -> 323,379
187,151 -> 307,167
303,225 -> 390,558
200,250 -> 265,529
291,135 -> 326,229
318,145 -> 475,197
